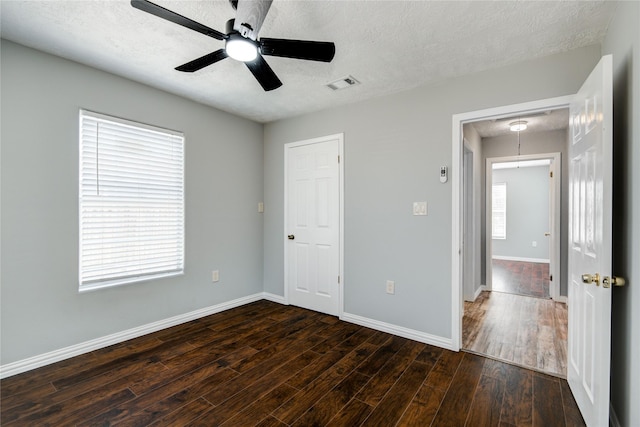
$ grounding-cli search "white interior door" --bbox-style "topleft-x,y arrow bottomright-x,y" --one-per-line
285,134 -> 342,316
567,55 -> 613,427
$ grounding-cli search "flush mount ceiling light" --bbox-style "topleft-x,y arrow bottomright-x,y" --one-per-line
509,120 -> 528,132
225,34 -> 258,62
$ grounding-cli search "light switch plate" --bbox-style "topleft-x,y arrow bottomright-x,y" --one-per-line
413,202 -> 427,216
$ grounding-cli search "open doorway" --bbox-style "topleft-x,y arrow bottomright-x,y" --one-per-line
459,108 -> 569,377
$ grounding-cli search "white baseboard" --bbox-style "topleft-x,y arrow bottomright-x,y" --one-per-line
474,285 -> 486,300
492,255 -> 550,263
0,292 -> 265,379
262,292 -> 288,305
340,312 -> 454,351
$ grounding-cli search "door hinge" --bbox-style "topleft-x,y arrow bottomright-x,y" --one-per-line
550,274 -> 553,281
338,155 -> 340,163
550,171 -> 553,178
338,275 -> 340,284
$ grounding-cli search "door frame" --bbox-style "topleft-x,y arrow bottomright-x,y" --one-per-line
485,152 -> 562,302
462,142 -> 477,302
283,133 -> 345,317
451,95 -> 573,350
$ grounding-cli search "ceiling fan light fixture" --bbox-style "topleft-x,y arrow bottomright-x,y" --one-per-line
509,120 -> 528,132
226,35 -> 258,62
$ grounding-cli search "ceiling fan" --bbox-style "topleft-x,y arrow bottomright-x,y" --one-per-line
131,0 -> 336,91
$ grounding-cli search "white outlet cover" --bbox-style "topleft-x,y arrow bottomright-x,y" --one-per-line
413,202 -> 427,216
386,280 -> 395,294
212,270 -> 219,282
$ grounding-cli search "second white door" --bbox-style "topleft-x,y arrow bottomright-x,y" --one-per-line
285,134 -> 342,316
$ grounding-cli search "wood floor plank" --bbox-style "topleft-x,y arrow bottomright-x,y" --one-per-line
559,380 -> 586,427
220,383 -> 298,426
500,363 -> 533,427
151,397 -> 214,427
360,360 -> 432,426
532,374 -> 565,427
291,371 -> 371,426
273,341 -> 380,424
423,349 -> 465,391
396,384 -> 446,426
1,361 -> 167,425
356,340 -> 426,407
465,375 -> 505,427
326,399 -> 374,427
430,353 -> 485,426
356,335 -> 407,376
191,351 -> 320,425
0,301 -> 582,427
79,361 -> 233,425
256,415 -> 289,427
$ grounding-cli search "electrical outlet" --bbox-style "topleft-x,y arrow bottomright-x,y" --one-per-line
386,280 -> 395,294
413,202 -> 427,216
212,270 -> 219,282
532,241 -> 537,247
258,202 -> 264,213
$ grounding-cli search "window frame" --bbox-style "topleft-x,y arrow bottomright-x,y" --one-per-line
78,109 -> 185,292
491,181 -> 507,240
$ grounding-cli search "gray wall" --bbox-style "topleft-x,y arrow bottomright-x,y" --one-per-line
481,129 -> 569,295
492,166 -> 550,260
602,1 -> 640,425
0,41 -> 264,365
264,45 -> 600,338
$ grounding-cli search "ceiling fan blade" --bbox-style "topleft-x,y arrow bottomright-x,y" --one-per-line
259,38 -> 335,62
245,55 -> 282,91
233,0 -> 273,40
131,0 -> 226,41
175,49 -> 228,72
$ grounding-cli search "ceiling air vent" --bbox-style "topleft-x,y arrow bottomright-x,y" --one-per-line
327,75 -> 360,91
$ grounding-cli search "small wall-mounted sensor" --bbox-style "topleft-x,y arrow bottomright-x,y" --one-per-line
440,166 -> 448,183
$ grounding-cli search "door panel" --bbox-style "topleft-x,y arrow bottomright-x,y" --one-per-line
286,135 -> 341,316
567,55 -> 613,427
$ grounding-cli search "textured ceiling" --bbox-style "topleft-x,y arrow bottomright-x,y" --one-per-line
0,1 -> 617,123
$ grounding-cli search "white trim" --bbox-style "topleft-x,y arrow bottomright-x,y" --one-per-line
492,255 -> 551,263
486,152 -> 561,301
473,284 -> 486,301
556,295 -> 568,304
0,293 -> 264,379
452,95 -> 573,353
340,312 -> 454,351
283,133 -> 345,317
262,292 -> 288,305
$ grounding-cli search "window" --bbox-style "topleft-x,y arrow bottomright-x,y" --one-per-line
79,110 -> 184,291
492,182 -> 507,239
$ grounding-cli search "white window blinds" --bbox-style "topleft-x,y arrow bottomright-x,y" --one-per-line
492,182 -> 507,240
79,110 -> 184,291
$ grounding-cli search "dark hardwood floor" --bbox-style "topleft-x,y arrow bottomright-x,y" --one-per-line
1,300 -> 584,426
492,260 -> 550,299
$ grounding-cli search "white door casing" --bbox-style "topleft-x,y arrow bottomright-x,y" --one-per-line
451,94 -> 573,351
484,153 -> 561,300
284,134 -> 343,316
567,55 -> 613,427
